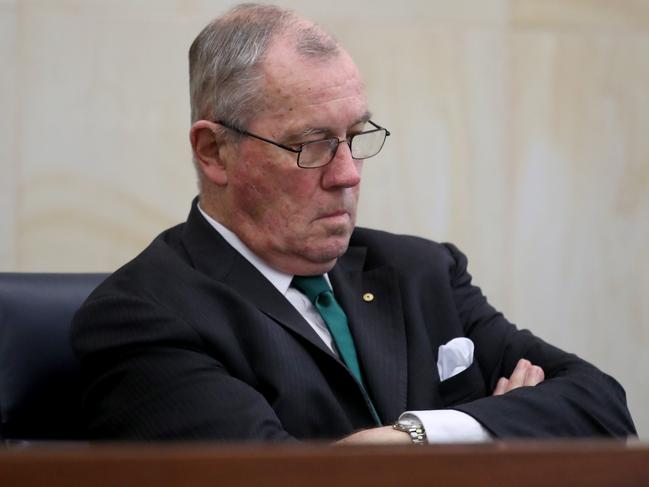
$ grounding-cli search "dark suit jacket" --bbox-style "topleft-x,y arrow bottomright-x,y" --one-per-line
71,200 -> 636,440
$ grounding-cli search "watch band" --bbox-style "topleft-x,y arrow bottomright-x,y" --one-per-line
393,418 -> 427,445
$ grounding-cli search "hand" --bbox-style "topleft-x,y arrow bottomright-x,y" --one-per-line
492,358 -> 545,396
335,425 -> 412,445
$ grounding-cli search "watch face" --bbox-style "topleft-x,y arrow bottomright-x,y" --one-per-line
398,418 -> 421,429
394,417 -> 427,445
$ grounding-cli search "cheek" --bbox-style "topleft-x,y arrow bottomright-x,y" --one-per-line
273,175 -> 320,222
231,162 -> 318,225
266,159 -> 322,204
230,163 -> 272,219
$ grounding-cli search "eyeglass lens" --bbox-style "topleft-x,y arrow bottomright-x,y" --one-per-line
299,129 -> 387,168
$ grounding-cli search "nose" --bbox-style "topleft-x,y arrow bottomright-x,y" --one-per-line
321,140 -> 362,189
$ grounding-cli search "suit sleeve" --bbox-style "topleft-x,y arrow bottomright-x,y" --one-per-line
442,243 -> 637,438
72,293 -> 296,441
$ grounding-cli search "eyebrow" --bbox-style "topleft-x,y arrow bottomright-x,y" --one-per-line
288,111 -> 373,140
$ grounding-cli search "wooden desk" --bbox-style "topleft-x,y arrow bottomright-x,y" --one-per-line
1,441 -> 647,486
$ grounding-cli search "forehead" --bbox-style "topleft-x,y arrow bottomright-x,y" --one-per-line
254,38 -> 368,135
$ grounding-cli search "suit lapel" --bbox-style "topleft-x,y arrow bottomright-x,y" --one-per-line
181,200 -> 406,421
330,246 -> 408,423
223,256 -> 338,359
180,200 -> 337,359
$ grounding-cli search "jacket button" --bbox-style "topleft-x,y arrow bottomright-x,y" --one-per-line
362,292 -> 374,302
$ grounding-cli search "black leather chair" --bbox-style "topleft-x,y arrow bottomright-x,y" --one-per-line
0,273 -> 107,442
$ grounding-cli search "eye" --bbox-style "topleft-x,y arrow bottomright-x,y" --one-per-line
286,137 -> 323,150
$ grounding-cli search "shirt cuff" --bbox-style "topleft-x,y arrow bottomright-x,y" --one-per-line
399,409 -> 492,444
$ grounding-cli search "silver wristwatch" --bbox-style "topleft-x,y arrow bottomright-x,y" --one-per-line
393,416 -> 427,445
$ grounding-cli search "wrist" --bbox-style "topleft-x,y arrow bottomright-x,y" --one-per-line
393,416 -> 427,445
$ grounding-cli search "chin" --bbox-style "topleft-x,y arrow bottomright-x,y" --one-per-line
308,235 -> 352,263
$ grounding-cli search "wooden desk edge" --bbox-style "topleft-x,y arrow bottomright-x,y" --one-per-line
1,440 -> 648,487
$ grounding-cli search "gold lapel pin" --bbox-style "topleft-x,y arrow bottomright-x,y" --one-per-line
362,292 -> 374,302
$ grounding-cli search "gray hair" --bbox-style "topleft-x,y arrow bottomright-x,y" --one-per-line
189,3 -> 339,130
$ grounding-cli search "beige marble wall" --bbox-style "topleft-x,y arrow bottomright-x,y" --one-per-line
2,0 -> 648,437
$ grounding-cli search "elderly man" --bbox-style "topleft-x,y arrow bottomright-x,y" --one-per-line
72,4 -> 635,443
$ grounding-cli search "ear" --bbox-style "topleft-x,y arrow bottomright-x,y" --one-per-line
190,120 -> 229,186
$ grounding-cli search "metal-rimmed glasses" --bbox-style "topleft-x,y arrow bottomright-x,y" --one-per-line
215,119 -> 390,169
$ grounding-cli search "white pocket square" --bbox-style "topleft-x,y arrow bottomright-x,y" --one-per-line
437,337 -> 474,381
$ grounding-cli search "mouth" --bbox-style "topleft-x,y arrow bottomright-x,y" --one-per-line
320,210 -> 349,219
315,208 -> 352,222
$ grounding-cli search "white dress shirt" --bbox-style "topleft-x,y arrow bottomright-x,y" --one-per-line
197,205 -> 490,443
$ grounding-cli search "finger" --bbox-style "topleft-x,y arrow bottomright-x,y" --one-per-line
507,359 -> 531,391
492,377 -> 510,396
523,365 -> 545,387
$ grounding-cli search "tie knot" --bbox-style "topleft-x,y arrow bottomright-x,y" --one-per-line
292,275 -> 331,303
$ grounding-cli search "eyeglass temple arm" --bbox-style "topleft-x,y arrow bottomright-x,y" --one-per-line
368,120 -> 390,136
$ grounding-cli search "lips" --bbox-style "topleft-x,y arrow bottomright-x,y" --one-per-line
314,200 -> 356,223
321,210 -> 348,219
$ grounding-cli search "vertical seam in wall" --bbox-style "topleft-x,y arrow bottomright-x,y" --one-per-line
13,0 -> 23,270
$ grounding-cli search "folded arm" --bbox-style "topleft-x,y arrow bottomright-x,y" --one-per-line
444,243 -> 636,438
337,358 -> 546,445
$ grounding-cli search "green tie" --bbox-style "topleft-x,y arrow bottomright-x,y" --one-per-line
292,275 -> 381,425
292,275 -> 365,384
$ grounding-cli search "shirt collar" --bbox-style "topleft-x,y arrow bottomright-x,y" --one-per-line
197,204 -> 294,295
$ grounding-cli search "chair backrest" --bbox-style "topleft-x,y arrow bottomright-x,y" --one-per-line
0,273 -> 107,442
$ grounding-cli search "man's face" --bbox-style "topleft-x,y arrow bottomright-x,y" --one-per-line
218,40 -> 369,276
